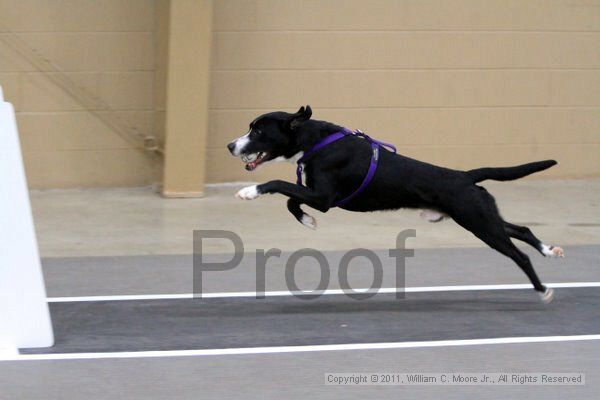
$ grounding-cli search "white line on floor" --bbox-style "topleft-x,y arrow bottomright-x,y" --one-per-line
46,281 -> 600,303
5,335 -> 600,362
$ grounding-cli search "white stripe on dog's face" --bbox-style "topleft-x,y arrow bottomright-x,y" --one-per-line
229,129 -> 251,156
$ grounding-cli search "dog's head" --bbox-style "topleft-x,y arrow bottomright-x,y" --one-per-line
227,106 -> 312,171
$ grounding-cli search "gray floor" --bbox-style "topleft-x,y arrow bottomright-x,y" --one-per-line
2,245 -> 599,399
41,245 -> 597,296
6,182 -> 597,399
3,341 -> 600,400
20,287 -> 600,354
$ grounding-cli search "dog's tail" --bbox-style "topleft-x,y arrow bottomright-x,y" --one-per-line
466,160 -> 557,183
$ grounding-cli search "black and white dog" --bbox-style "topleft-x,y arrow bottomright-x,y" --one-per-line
227,106 -> 563,302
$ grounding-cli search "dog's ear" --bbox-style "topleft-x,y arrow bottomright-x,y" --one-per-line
286,105 -> 312,130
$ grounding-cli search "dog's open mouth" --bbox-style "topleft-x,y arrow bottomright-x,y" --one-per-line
242,152 -> 268,171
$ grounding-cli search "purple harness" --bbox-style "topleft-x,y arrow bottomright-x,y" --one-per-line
296,128 -> 397,207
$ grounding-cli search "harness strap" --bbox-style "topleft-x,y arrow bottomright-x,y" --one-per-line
295,131 -> 347,185
296,129 -> 396,207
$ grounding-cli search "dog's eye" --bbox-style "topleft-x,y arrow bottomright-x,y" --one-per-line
250,129 -> 262,139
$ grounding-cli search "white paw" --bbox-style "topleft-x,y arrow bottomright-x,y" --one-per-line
235,185 -> 260,200
542,244 -> 564,258
301,214 -> 317,229
419,209 -> 447,223
538,288 -> 554,304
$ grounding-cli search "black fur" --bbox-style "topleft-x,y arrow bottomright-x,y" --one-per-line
228,106 -> 559,294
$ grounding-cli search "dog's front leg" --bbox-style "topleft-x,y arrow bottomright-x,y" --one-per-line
287,199 -> 316,229
236,180 -> 333,211
236,180 -> 334,229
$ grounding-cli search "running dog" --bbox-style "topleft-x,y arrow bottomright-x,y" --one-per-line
227,106 -> 564,302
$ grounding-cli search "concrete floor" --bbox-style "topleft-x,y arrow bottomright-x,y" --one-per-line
4,341 -> 600,400
2,179 -> 599,399
30,179 -> 600,257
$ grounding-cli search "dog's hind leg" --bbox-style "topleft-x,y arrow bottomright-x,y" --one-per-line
504,222 -> 564,258
448,187 -> 553,302
480,232 -> 553,302
467,225 -> 553,302
287,199 -> 317,229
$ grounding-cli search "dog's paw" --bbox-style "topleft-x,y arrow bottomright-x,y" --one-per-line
538,288 -> 554,304
551,246 -> 564,258
235,185 -> 260,200
419,209 -> 446,223
542,245 -> 564,258
300,214 -> 317,230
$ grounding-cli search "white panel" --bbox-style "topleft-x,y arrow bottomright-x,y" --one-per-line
0,85 -> 54,349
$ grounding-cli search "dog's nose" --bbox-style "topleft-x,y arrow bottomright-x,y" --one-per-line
227,142 -> 236,154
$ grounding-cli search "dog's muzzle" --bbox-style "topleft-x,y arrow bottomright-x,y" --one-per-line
243,152 -> 268,171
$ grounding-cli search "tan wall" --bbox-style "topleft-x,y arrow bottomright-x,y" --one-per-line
208,0 -> 600,182
1,0 -> 599,189
0,0 -> 159,188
